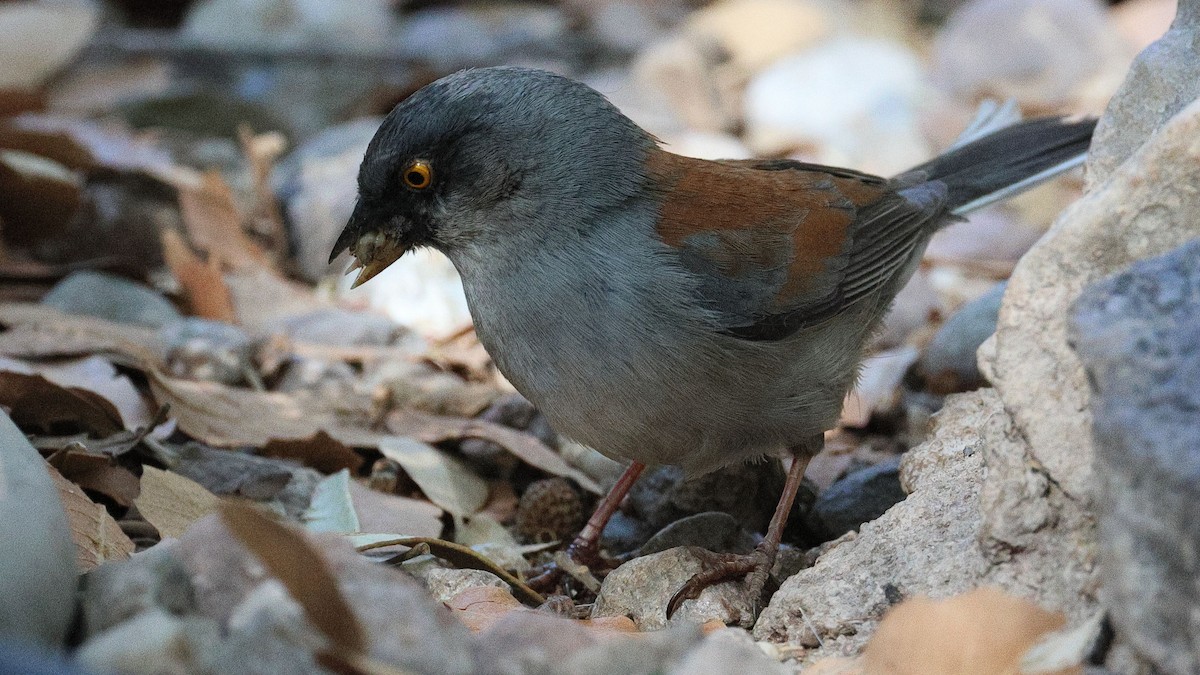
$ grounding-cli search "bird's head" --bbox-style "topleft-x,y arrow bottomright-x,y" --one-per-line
330,67 -> 656,286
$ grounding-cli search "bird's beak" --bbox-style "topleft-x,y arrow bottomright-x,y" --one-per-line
329,202 -> 411,289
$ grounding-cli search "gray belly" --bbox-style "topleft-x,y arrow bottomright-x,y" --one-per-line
456,258 -> 867,474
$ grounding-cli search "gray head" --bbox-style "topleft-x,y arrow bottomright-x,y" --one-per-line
330,67 -> 656,285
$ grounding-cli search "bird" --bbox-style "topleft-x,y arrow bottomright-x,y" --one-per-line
331,66 -> 1095,614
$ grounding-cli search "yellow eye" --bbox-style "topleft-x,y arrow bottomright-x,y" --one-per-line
402,160 -> 433,190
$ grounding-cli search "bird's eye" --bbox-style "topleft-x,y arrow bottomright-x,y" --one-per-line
402,160 -> 433,190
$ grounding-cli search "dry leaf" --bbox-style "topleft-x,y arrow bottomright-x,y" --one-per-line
444,585 -> 524,632
177,171 -> 272,272
262,430 -> 364,474
148,369 -> 380,448
863,587 -> 1073,675
0,303 -> 163,366
220,501 -> 367,656
0,148 -> 81,248
388,409 -> 601,494
346,480 -> 442,540
48,463 -> 133,571
135,466 -> 219,539
160,229 -> 237,323
0,371 -> 124,437
0,355 -> 155,431
378,437 -> 489,517
0,123 -> 94,169
48,450 -> 140,507
0,3 -> 98,89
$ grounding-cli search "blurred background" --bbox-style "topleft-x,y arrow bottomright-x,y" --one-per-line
0,0 -> 1180,561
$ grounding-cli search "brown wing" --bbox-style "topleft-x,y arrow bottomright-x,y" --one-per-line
646,150 -> 949,340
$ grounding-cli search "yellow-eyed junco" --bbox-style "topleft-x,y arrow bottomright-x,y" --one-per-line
331,67 -> 1094,613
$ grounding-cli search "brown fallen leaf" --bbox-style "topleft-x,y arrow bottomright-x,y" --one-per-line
862,587 -> 1074,675
176,171 -> 273,272
148,369 -> 379,448
346,480 -> 442,540
0,148 -> 81,249
388,409 -> 601,494
160,229 -> 236,323
262,430 -> 364,475
0,371 -> 124,437
0,123 -> 94,169
447,586 -> 639,636
0,303 -> 163,367
136,466 -> 219,539
47,462 -> 133,571
219,501 -> 367,656
47,449 -> 140,507
444,585 -> 524,633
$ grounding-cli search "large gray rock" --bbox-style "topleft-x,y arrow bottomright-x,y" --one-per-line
809,455 -> 906,539
755,391 -> 991,654
980,94 -> 1200,504
1070,238 -> 1200,675
756,15 -> 1200,665
1087,0 -> 1200,186
593,546 -> 756,630
43,270 -> 181,328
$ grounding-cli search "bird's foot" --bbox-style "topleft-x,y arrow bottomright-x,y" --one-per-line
666,545 -> 775,619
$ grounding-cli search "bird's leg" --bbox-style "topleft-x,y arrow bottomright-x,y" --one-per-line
666,435 -> 821,618
528,461 -> 645,591
566,460 -> 646,567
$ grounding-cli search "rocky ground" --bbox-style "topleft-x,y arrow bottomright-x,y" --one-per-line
0,0 -> 1197,673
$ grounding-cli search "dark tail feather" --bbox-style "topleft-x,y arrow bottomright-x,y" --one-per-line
904,116 -> 1097,215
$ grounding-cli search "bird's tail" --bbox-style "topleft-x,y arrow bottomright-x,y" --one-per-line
903,116 -> 1097,216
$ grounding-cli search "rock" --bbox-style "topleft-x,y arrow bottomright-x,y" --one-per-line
560,622 -> 703,675
626,460 -> 788,536
0,411 -> 76,648
184,0 -> 394,52
160,318 -> 255,385
599,510 -> 657,556
1087,0 -> 1200,187
423,568 -> 508,605
79,545 -> 196,639
175,516 -> 475,673
0,639 -> 92,675
931,0 -> 1129,112
341,248 -> 473,339
669,627 -> 787,675
917,281 -> 1005,393
42,270 -> 181,328
742,38 -> 928,171
593,547 -> 756,630
924,207 -> 1047,271
75,609 -> 221,675
282,308 -> 414,348
471,609 -> 598,673
1070,238 -> 1200,675
979,95 -> 1200,505
394,5 -> 569,72
755,391 -> 991,654
274,357 -> 357,397
639,512 -> 757,557
275,117 -> 380,282
633,0 -> 831,133
207,580 -> 327,674
810,455 -> 906,539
